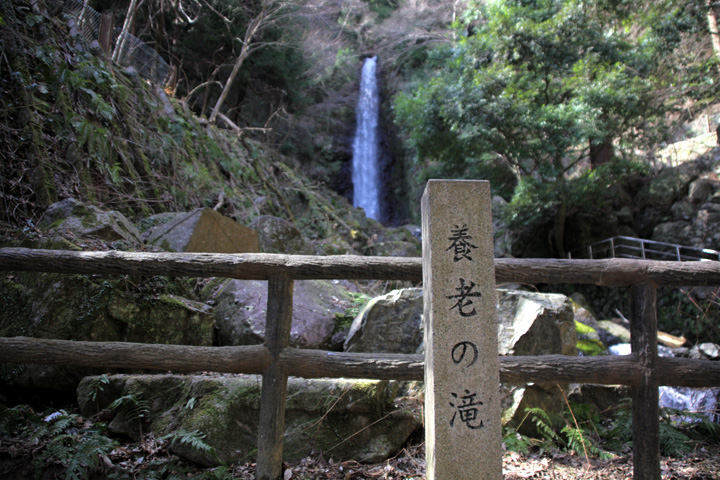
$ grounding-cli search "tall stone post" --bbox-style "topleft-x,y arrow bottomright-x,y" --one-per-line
421,180 -> 502,479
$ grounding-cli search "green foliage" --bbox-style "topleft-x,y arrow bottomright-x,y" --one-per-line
394,0 -> 671,232
363,0 -> 398,19
1,408 -> 119,480
504,158 -> 648,229
657,287 -> 720,345
508,402 -> 609,458
502,425 -> 534,452
526,407 -> 564,447
333,292 -> 371,331
602,399 -> 720,456
161,429 -> 218,458
109,394 -> 150,437
37,430 -> 117,480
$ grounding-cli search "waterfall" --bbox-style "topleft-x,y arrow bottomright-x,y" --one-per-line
352,56 -> 381,221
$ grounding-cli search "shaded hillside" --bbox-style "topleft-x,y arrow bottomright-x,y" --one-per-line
0,0 -> 386,251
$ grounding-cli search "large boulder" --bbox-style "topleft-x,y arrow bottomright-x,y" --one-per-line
495,290 -> 577,434
207,278 -> 356,349
147,208 -> 259,253
344,288 -> 423,354
363,227 -> 421,257
248,215 -> 314,254
343,288 -> 578,358
0,272 -> 213,391
77,374 -> 421,466
638,159 -> 708,208
496,289 -> 577,357
37,198 -> 140,244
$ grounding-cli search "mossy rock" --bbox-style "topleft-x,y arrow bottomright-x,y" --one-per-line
37,198 -> 141,244
77,375 -> 421,466
0,272 -> 212,391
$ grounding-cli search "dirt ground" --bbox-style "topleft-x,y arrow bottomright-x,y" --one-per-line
216,443 -> 720,479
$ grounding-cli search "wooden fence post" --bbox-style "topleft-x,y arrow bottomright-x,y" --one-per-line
256,275 -> 293,480
630,283 -> 660,480
421,180 -> 502,479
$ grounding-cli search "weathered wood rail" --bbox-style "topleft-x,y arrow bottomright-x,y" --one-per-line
1,247 -> 720,480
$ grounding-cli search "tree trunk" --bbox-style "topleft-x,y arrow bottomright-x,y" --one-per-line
708,0 -> 720,58
590,139 -> 614,168
208,2 -> 269,124
112,0 -> 142,63
208,46 -> 251,124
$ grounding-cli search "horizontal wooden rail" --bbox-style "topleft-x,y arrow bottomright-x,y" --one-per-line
2,247 -> 719,480
2,337 -> 719,388
2,248 -> 720,286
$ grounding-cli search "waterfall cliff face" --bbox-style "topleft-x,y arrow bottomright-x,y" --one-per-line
352,56 -> 381,222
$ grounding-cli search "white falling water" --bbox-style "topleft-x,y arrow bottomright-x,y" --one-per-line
352,56 -> 381,221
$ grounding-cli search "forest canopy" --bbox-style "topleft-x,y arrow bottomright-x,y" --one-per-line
394,0 -> 720,253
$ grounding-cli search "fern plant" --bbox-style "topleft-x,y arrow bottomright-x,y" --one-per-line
526,407 -> 564,448
604,401 -> 698,456
109,394 -> 150,437
86,373 -> 111,413
31,410 -> 117,480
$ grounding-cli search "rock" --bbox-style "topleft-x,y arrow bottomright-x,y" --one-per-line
249,215 -> 314,255
344,289 -> 578,357
208,279 -> 355,349
496,290 -> 577,433
496,290 -> 577,357
365,240 -> 420,257
597,320 -> 631,347
671,199 -> 696,221
639,159 -> 706,208
699,342 -> 720,359
342,287 -> 579,434
137,212 -> 187,240
37,198 -> 140,243
568,384 -> 630,413
575,321 -> 607,356
616,206 -> 633,225
570,294 -> 599,330
501,383 -> 567,435
651,208 -> 720,252
688,177 -> 716,204
148,208 -> 259,253
344,288 -> 423,354
77,374 -> 421,466
0,273 -> 213,391
316,234 -> 356,255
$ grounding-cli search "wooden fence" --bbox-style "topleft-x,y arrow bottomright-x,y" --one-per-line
1,247 -> 720,479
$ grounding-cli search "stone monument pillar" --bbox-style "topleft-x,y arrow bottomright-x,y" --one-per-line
421,180 -> 502,479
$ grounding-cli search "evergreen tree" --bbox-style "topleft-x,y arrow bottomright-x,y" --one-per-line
395,0 -> 669,255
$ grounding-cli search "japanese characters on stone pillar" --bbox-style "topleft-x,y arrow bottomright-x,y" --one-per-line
421,180 -> 502,480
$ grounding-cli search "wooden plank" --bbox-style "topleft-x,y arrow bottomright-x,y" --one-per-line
1,338 -> 720,387
256,275 -> 293,480
3,247 -> 720,286
630,284 -> 660,480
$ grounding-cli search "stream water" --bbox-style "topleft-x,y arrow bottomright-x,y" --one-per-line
352,56 -> 381,222
610,343 -> 719,422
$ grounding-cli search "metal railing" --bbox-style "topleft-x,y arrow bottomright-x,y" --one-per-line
568,236 -> 720,262
63,0 -> 171,86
